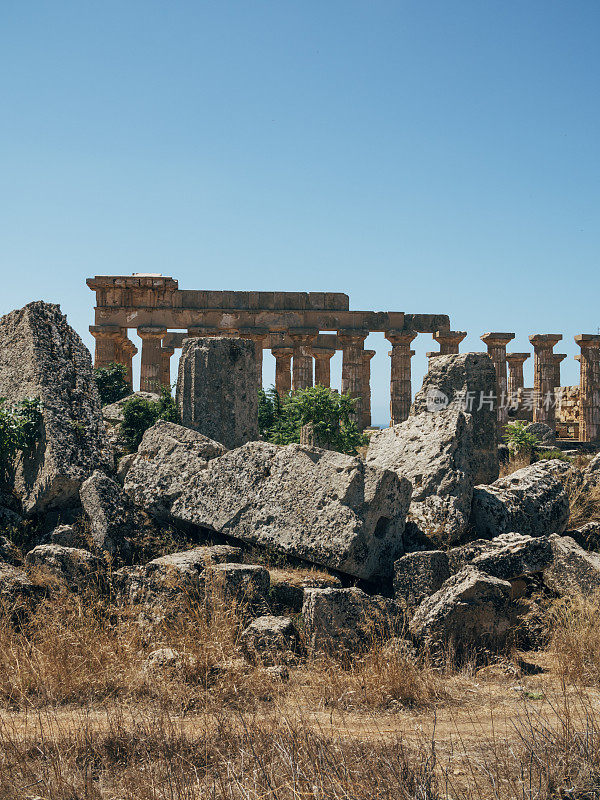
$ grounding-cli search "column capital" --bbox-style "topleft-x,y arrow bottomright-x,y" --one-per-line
337,329 -> 369,346
138,326 -> 167,340
385,329 -> 417,346
121,339 -> 138,357
553,353 -> 567,364
238,327 -> 270,341
271,346 -> 294,358
529,333 -> 562,349
575,334 -> 600,350
480,332 -> 515,348
311,348 -> 336,361
362,349 -> 376,362
434,330 -> 467,346
289,328 -> 319,344
89,325 -> 121,339
506,352 -> 530,365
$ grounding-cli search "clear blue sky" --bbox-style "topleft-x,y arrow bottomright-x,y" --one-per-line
1,1 -> 598,425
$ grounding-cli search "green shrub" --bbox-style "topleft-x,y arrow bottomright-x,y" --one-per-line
121,386 -> 178,452
533,448 -> 572,463
94,362 -> 130,406
258,385 -> 367,455
503,420 -> 540,459
0,397 -> 42,481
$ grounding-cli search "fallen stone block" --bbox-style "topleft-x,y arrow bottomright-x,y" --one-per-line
448,533 -> 554,583
25,544 -> 103,591
393,550 -> 450,610
80,471 -> 136,558
268,569 -> 342,613
240,615 -> 303,665
542,534 -> 600,596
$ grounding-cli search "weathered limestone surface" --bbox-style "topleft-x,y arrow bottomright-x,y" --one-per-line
268,569 -> 342,613
124,421 -> 227,520
146,545 -> 242,578
542,534 -> 600,596
411,353 -> 499,484
0,302 -> 110,513
410,567 -> 513,655
302,587 -> 399,655
176,337 -> 259,449
525,422 -> 556,445
0,562 -> 41,605
367,408 -> 474,542
240,616 -> 302,665
393,550 -> 450,609
25,544 -> 103,591
80,471 -> 136,558
470,460 -> 571,539
129,440 -> 412,581
207,563 -> 270,605
460,533 -> 554,582
0,536 -> 21,566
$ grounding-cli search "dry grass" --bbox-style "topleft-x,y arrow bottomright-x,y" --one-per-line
548,592 -> 600,686
568,476 -> 600,528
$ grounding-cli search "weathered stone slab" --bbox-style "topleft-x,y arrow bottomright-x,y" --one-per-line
470,460 -> 571,539
447,532 -> 554,583
302,587 -> 399,655
128,440 -> 412,581
0,302 -> 111,512
410,566 -> 513,655
240,616 -> 302,665
176,337 -> 259,449
393,550 -> 450,609
146,545 -> 242,578
542,534 -> 600,596
411,353 -> 499,484
367,409 -> 474,542
124,421 -> 227,520
25,544 -> 103,591
80,471 -> 136,558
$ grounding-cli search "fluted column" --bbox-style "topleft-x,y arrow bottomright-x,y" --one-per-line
290,330 -> 317,390
575,335 -> 600,442
553,353 -> 567,393
138,326 -> 167,393
120,338 -> 138,389
161,346 -> 174,390
362,349 -> 376,429
386,330 -> 417,426
272,347 -> 293,397
529,334 -> 562,427
338,330 -> 368,426
506,353 -> 530,398
481,332 -> 515,429
312,349 -> 335,388
432,330 -> 467,355
89,325 -> 121,370
239,329 -> 268,390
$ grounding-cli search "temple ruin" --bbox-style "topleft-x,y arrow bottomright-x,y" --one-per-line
87,274 -> 600,442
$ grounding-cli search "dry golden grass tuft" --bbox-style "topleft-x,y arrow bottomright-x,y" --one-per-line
547,591 -> 600,686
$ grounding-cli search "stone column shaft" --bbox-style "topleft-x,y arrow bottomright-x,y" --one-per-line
529,334 -> 562,428
89,326 -> 121,370
362,349 -> 376,429
575,335 -> 600,442
553,353 -> 567,393
120,338 -> 138,388
386,330 -> 417,426
506,353 -> 530,398
272,348 -> 293,397
313,350 -> 335,388
339,330 -> 368,426
481,332 -> 515,429
290,331 -> 317,390
161,346 -> 175,390
138,326 -> 167,394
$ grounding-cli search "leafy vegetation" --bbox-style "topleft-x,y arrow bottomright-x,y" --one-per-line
0,397 -> 42,480
258,385 -> 367,455
532,448 -> 572,463
94,362 -> 131,406
121,386 -> 179,451
503,420 -> 540,459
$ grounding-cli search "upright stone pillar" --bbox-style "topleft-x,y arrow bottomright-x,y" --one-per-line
272,347 -> 293,397
362,349 -> 376,428
312,349 -> 335,388
385,330 -> 417,426
432,330 -> 467,355
161,346 -> 174,389
138,326 -> 167,394
553,353 -> 567,392
290,330 -> 317,390
176,337 -> 258,449
506,353 -> 530,399
575,335 -> 600,442
89,325 -> 121,370
339,330 -> 368,426
239,329 -> 268,390
529,334 -> 562,428
480,332 -> 515,429
120,338 -> 138,389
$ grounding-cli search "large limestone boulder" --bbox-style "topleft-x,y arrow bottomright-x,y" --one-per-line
0,302 -> 111,512
302,587 -> 399,656
124,421 -> 227,520
393,550 -> 450,610
448,532 -> 554,583
25,544 -> 103,591
542,534 -> 600,596
176,337 -> 259,449
410,567 -> 513,656
367,409 -> 474,542
127,440 -> 412,582
470,460 -> 571,539
411,353 -> 499,484
80,471 -> 136,558
239,616 -> 303,665
0,562 -> 41,607
146,544 -> 242,578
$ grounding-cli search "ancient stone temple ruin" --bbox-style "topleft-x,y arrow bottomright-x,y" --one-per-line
87,274 -> 600,441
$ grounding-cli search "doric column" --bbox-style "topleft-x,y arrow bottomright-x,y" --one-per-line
161,346 -> 174,390
272,347 -> 293,397
290,330 -> 317,390
575,335 -> 600,442
529,334 -> 562,427
361,349 -> 376,429
553,353 -> 567,393
481,332 -> 515,429
239,329 -> 268,390
385,330 -> 417,426
119,338 -> 138,388
506,353 -> 530,399
89,325 -> 121,370
138,326 -> 167,394
432,330 -> 467,355
338,330 -> 368,426
312,349 -> 335,388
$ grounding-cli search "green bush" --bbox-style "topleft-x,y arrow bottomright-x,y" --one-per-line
0,397 -> 42,481
503,420 -> 540,459
533,448 -> 572,463
94,362 -> 130,406
258,385 -> 367,455
121,386 -> 178,452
